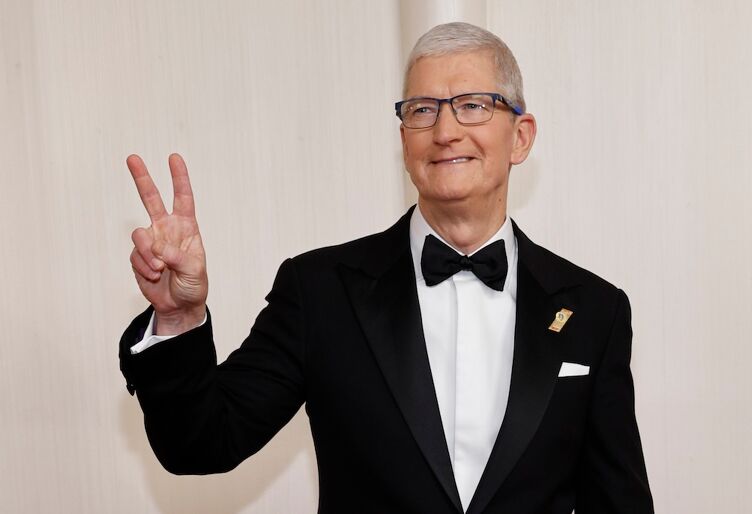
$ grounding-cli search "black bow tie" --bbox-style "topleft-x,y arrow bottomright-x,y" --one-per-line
420,234 -> 508,291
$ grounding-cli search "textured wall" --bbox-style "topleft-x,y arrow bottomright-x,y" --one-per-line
490,1 -> 752,512
1,0 -> 750,512
0,1 -> 403,512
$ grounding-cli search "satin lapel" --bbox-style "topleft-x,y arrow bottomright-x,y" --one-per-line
466,260 -> 565,514
338,250 -> 463,512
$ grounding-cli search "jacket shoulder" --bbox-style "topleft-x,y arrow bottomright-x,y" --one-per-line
289,209 -> 411,275
513,220 -> 624,300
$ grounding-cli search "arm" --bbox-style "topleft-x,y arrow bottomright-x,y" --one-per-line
575,289 -> 654,513
120,258 -> 306,474
121,154 -> 305,473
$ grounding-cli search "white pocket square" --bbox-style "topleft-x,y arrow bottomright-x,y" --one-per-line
558,362 -> 590,377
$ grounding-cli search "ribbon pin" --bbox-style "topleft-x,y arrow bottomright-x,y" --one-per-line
548,308 -> 573,333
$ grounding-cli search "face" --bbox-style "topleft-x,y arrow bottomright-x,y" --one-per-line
400,50 -> 535,209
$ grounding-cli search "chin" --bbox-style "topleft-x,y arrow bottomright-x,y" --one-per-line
425,178 -> 481,200
419,188 -> 475,204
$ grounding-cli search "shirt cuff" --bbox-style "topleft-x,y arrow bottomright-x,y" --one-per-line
129,310 -> 208,354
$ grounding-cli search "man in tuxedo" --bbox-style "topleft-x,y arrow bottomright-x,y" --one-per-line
121,22 -> 653,513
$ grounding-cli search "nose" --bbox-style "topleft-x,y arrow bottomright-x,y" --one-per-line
432,102 -> 463,145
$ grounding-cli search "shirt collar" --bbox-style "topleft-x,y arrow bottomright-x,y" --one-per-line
409,204 -> 518,290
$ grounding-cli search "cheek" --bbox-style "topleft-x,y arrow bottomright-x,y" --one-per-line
403,138 -> 426,170
481,137 -> 513,168
476,123 -> 514,157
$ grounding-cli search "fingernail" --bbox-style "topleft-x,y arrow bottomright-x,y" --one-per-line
151,259 -> 164,270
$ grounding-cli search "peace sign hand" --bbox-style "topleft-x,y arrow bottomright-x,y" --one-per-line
127,153 -> 208,335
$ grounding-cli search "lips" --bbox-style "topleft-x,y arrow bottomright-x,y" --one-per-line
431,156 -> 475,165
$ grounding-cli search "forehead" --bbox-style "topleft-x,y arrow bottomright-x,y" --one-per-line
404,50 -> 498,98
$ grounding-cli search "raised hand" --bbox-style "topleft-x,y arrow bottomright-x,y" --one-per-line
127,153 -> 208,335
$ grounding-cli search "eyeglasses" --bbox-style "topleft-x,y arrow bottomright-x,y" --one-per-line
395,92 -> 523,129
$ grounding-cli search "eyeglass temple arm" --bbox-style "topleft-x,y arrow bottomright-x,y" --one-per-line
494,94 -> 524,115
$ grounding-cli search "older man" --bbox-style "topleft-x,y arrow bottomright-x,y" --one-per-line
121,22 -> 653,514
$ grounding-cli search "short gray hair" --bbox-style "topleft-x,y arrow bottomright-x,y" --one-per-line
403,22 -> 526,114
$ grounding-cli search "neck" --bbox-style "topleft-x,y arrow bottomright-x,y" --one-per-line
418,196 -> 507,255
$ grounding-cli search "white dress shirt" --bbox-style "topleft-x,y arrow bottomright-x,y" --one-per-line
131,207 -> 518,512
409,206 -> 518,511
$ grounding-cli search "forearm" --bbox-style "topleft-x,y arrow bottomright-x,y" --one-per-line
120,306 -> 234,473
119,259 -> 307,475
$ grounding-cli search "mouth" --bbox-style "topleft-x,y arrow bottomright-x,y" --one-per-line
431,156 -> 475,165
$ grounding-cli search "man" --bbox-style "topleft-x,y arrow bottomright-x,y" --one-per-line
121,22 -> 653,513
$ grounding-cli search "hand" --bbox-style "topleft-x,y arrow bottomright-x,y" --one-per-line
127,153 -> 208,335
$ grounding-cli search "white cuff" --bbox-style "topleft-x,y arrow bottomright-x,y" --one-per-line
129,311 -> 208,355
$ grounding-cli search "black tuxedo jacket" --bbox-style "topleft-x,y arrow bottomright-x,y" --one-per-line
120,207 -> 653,513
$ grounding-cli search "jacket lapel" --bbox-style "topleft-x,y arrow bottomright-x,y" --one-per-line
467,221 -> 581,514
338,208 -> 463,512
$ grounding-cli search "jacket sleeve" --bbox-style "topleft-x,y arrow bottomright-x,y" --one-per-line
119,258 -> 306,474
575,289 -> 654,513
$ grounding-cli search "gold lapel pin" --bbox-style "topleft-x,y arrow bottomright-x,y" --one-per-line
548,308 -> 573,333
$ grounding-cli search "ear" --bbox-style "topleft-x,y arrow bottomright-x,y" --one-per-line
510,113 -> 537,165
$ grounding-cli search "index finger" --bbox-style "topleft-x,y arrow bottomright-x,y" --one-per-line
168,153 -> 196,218
127,154 -> 168,222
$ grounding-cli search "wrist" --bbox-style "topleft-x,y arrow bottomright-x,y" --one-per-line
154,305 -> 207,336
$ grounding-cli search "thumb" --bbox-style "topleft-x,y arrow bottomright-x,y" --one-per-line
152,239 -> 188,273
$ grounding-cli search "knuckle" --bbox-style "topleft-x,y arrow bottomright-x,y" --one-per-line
138,245 -> 153,261
151,239 -> 164,256
132,260 -> 146,276
131,227 -> 153,247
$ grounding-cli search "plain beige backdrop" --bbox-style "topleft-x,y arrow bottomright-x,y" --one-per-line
1,0 -> 750,512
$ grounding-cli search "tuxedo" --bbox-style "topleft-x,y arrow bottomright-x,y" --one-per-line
120,207 -> 653,513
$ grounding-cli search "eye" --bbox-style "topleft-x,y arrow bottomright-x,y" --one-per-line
456,101 -> 486,111
408,102 -> 438,115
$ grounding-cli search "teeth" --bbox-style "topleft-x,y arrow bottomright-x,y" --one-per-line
449,157 -> 469,163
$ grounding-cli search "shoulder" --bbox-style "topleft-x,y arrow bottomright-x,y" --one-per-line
513,219 -> 629,319
288,208 -> 412,276
514,221 -> 619,290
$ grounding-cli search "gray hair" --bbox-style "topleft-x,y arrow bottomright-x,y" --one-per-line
403,22 -> 526,113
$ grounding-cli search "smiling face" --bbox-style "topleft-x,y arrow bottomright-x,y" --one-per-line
400,50 -> 535,212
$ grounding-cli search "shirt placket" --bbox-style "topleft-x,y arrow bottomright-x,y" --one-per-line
453,272 -> 482,510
